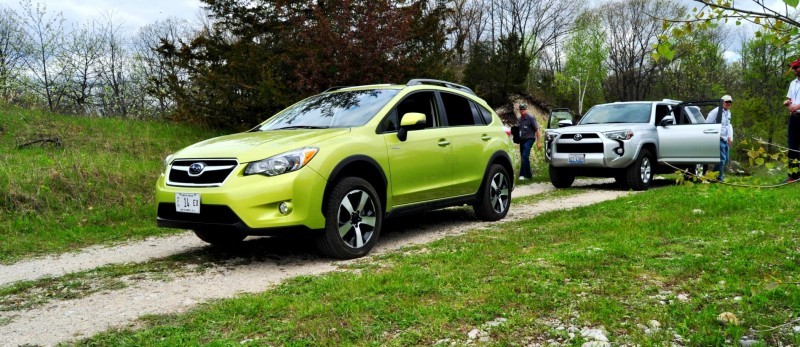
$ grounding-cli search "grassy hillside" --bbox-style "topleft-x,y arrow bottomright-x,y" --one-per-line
0,106 -> 223,263
77,183 -> 800,346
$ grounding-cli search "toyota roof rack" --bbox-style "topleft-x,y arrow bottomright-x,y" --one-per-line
406,79 -> 475,95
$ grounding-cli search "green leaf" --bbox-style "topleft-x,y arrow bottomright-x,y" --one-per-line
783,0 -> 799,8
755,157 -> 765,165
657,43 -> 676,61
651,52 -> 661,62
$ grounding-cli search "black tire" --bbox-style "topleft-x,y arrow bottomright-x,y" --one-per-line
626,149 -> 654,191
193,229 -> 246,246
473,164 -> 512,221
549,165 -> 575,188
316,177 -> 383,259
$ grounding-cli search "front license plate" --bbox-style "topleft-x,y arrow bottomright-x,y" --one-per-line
568,154 -> 585,164
175,193 -> 200,214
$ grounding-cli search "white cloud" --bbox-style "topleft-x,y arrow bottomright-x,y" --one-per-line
0,0 -> 205,34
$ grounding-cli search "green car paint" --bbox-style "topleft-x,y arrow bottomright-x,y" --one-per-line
156,80 -> 520,259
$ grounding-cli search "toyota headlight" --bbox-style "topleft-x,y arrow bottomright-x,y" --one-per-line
602,129 -> 633,141
244,147 -> 319,176
545,132 -> 558,142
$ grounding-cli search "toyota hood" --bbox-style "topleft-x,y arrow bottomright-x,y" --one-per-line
550,123 -> 648,134
171,128 -> 351,163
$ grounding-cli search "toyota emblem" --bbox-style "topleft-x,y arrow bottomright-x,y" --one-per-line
573,134 -> 583,141
188,162 -> 206,176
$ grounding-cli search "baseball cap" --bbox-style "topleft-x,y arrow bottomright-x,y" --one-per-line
789,58 -> 800,68
518,103 -> 527,110
721,95 -> 732,103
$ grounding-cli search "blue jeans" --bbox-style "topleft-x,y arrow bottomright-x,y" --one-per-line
520,139 -> 534,178
789,115 -> 800,180
715,139 -> 729,182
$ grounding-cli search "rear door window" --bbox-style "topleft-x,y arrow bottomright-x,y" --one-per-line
440,92 -> 482,126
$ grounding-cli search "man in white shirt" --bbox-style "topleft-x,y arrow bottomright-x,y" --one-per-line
706,95 -> 734,182
783,58 -> 800,183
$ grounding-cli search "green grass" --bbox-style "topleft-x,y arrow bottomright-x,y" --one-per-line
72,184 -> 800,346
0,105 -> 222,263
2,107 -> 798,345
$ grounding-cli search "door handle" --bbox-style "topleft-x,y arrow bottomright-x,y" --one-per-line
703,129 -> 719,134
481,135 -> 491,141
438,139 -> 450,146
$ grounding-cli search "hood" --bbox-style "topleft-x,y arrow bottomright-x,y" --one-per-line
550,123 -> 645,133
172,128 -> 351,163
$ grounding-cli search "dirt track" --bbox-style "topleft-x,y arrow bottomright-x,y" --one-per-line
0,179 -> 634,346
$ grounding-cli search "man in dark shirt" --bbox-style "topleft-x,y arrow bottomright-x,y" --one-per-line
518,104 -> 542,180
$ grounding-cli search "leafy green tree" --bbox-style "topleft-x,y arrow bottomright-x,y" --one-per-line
737,35 -> 796,155
560,13 -> 607,114
655,1 -> 800,61
651,28 -> 727,100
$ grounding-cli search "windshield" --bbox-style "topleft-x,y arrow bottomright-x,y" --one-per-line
579,103 -> 652,125
256,89 -> 399,130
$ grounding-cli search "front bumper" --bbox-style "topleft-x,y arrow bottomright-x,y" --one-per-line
155,165 -> 328,233
546,134 -> 638,169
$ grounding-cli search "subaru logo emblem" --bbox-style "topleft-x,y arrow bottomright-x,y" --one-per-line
573,134 -> 583,141
188,162 -> 206,176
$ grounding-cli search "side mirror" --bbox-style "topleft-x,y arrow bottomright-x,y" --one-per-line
558,119 -> 573,128
400,112 -> 426,128
659,115 -> 675,126
398,112 -> 427,141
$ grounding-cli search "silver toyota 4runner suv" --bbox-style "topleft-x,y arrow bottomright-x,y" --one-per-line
544,100 -> 723,190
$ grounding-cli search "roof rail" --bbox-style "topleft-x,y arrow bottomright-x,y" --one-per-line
324,84 -> 394,93
324,86 -> 351,92
406,79 -> 475,95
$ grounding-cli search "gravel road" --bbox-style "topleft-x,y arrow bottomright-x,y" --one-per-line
0,179 -> 633,346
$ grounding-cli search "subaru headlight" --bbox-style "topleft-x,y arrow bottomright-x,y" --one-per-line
545,132 -> 558,142
244,147 -> 319,176
162,154 -> 174,174
602,129 -> 633,141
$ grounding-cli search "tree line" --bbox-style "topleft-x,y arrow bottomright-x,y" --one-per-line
0,0 -> 797,155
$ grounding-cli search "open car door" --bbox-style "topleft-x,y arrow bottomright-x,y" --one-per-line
547,108 -> 577,129
656,100 -> 723,165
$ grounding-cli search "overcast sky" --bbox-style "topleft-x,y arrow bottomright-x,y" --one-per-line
0,0 -> 205,34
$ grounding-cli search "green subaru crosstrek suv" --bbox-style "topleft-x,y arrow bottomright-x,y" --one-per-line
156,79 -> 519,259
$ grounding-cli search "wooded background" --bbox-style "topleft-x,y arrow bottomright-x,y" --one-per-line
0,0 -> 795,159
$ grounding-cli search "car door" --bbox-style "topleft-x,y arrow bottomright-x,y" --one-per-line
656,101 -> 722,164
438,92 -> 493,197
381,92 -> 453,206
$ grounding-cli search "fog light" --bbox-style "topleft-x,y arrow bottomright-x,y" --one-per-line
278,202 -> 292,215
614,147 -> 624,155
